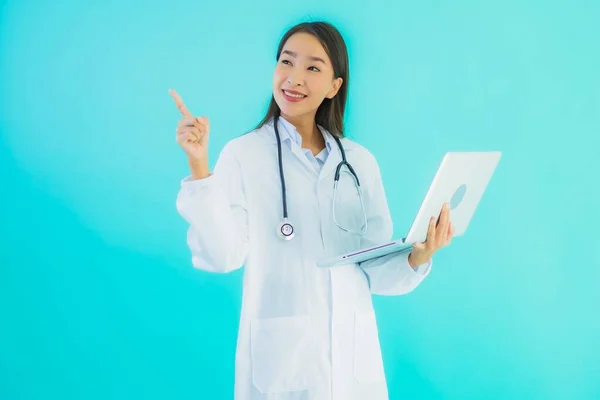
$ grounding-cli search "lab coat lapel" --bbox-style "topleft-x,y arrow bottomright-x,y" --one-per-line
319,133 -> 353,183
319,143 -> 341,183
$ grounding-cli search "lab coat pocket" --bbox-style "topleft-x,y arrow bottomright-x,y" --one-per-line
250,315 -> 314,394
353,311 -> 386,385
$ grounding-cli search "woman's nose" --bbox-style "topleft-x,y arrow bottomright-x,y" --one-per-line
287,68 -> 305,86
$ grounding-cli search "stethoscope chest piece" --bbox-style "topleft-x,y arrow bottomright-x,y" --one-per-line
277,218 -> 295,240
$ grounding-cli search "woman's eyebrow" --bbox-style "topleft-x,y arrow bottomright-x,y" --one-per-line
281,50 -> 327,64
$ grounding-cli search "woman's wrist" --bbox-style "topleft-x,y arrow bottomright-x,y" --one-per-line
188,159 -> 211,180
408,251 -> 430,269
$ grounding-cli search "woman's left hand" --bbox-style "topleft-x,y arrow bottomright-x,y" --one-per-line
408,203 -> 454,268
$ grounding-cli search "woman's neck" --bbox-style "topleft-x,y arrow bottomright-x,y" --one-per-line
280,112 -> 324,150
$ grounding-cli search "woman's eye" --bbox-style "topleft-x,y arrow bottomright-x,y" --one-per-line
308,66 -> 320,72
281,59 -> 292,65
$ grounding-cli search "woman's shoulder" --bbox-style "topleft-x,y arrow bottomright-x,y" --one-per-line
338,135 -> 378,165
220,124 -> 273,155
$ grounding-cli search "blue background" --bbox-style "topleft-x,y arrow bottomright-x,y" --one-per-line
1,0 -> 599,398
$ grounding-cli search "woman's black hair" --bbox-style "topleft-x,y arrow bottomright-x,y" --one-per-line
253,21 -> 350,137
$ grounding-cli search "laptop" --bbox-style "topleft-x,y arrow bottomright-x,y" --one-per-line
316,151 -> 502,268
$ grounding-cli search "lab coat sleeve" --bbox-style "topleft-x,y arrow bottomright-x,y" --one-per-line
358,154 -> 432,296
175,142 -> 249,273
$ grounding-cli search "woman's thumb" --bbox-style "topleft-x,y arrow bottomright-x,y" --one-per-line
413,242 -> 425,250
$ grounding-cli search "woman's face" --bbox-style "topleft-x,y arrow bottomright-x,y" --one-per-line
272,32 -> 342,121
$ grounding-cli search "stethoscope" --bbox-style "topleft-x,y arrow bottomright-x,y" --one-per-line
274,115 -> 368,240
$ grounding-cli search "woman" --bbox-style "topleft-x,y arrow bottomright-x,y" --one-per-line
172,21 -> 453,400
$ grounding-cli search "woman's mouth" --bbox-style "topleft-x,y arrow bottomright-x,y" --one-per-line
282,89 -> 307,103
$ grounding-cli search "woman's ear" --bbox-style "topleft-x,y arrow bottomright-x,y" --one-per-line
326,77 -> 343,99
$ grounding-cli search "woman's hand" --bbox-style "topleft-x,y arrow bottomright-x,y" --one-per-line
408,203 -> 454,268
170,89 -> 211,178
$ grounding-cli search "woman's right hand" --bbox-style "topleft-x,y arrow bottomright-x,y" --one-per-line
169,88 -> 211,165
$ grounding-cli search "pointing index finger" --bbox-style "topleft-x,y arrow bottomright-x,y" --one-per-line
169,88 -> 192,117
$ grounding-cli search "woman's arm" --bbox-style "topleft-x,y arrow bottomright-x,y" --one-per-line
176,142 -> 249,273
357,153 -> 432,295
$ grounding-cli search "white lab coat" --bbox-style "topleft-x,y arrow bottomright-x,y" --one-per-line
176,117 -> 432,400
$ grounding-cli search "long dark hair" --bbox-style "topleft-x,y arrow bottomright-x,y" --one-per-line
254,21 -> 350,137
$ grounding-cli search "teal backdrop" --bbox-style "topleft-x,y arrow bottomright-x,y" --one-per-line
1,0 -> 599,398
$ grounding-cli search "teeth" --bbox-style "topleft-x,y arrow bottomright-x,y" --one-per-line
284,90 -> 305,98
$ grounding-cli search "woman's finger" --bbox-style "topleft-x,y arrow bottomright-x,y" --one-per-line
195,117 -> 210,135
199,116 -> 210,133
177,132 -> 196,145
178,116 -> 201,128
413,242 -> 426,251
426,216 -> 436,248
178,125 -> 201,137
170,89 -> 192,117
437,204 -> 450,242
448,223 -> 455,244
177,127 -> 201,144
